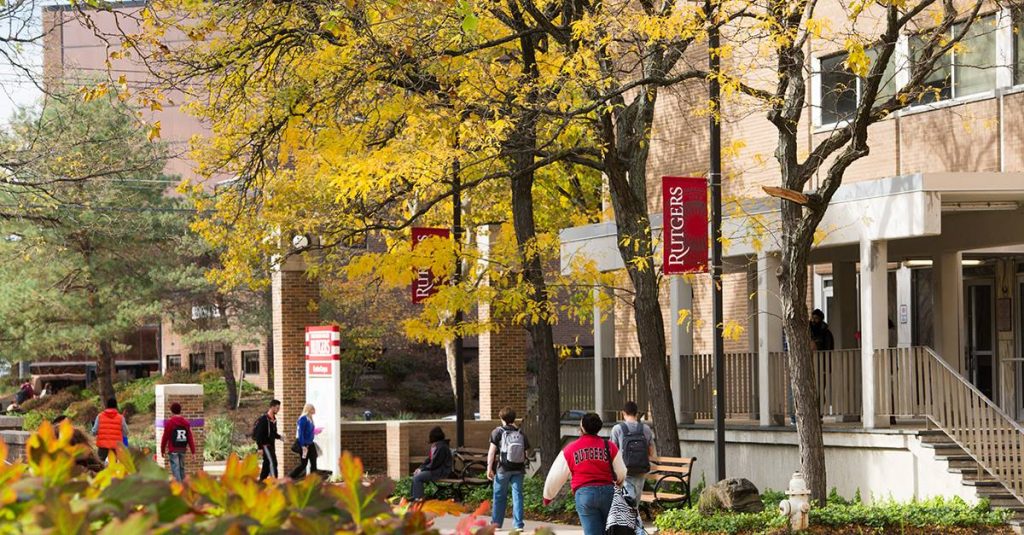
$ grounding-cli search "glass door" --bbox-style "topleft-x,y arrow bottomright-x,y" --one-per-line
966,281 -> 996,400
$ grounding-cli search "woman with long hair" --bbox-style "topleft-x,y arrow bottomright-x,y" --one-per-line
289,403 -> 318,479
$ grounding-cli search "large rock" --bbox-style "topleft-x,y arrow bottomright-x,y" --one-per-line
698,478 -> 764,514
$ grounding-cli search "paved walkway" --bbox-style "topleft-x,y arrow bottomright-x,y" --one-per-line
431,514 -> 583,534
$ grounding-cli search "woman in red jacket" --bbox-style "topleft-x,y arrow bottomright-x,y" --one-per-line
92,397 -> 128,462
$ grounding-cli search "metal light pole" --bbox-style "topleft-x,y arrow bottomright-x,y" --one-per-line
453,155 -> 465,448
708,12 -> 727,483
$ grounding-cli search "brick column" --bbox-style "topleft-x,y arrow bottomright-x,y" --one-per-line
476,225 -> 528,420
155,384 -> 204,477
272,254 -> 320,472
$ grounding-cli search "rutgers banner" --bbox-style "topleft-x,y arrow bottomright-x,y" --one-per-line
662,176 -> 708,274
411,227 -> 450,304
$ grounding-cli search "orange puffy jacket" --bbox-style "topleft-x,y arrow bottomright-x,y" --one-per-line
95,409 -> 124,449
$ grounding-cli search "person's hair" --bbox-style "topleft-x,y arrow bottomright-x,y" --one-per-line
812,309 -> 825,320
269,399 -> 281,408
105,398 -> 118,410
301,403 -> 315,423
170,402 -> 182,415
581,412 -> 603,435
428,426 -> 446,443
622,401 -> 639,417
499,406 -> 516,424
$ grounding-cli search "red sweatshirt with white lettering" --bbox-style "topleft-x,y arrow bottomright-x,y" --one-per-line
543,434 -> 627,498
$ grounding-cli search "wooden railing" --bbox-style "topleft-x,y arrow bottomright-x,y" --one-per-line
559,358 -> 594,414
768,350 -> 863,421
686,352 -> 759,419
879,346 -> 1024,501
558,357 -> 645,420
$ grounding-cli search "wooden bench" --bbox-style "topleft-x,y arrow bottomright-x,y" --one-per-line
639,456 -> 696,513
434,447 -> 491,501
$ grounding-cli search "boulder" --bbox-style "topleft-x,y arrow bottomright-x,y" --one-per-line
698,478 -> 764,514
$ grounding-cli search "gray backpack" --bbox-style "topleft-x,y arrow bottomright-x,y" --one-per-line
499,427 -> 527,470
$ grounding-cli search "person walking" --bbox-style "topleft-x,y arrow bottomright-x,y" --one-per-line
411,426 -> 453,500
160,402 -> 196,482
543,412 -> 626,535
253,399 -> 283,481
487,406 -> 530,530
289,403 -> 318,479
92,397 -> 128,463
609,401 -> 655,503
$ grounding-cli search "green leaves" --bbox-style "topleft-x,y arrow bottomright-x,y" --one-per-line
0,423 -> 447,533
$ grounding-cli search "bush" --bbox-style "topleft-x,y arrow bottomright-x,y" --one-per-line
115,376 -> 157,413
397,382 -> 454,414
21,409 -> 59,431
203,416 -> 235,462
3,422 -> 442,532
654,492 -> 1012,534
66,400 -> 99,426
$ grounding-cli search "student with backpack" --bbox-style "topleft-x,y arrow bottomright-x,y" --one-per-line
160,402 -> 196,482
486,406 -> 530,530
543,412 -> 627,535
609,400 -> 655,502
253,399 -> 283,481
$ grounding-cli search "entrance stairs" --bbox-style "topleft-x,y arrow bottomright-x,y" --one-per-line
918,429 -> 1024,525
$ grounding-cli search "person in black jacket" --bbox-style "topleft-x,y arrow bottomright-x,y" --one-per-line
411,426 -> 453,500
254,399 -> 283,481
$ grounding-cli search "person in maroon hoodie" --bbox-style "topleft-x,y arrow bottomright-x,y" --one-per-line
160,402 -> 196,482
543,412 -> 626,535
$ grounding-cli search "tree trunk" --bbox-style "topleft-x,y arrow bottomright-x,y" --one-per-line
97,340 -> 116,403
779,207 -> 827,504
601,95 -> 681,457
444,338 -> 473,418
223,343 -> 239,410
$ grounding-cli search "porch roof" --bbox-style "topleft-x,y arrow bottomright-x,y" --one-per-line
559,172 -> 1024,274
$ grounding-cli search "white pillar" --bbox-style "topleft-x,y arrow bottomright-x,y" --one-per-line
832,261 -> 858,349
593,287 -> 615,417
758,252 -> 783,426
860,237 -> 889,429
933,252 -> 964,370
896,265 -> 913,348
670,277 -> 695,424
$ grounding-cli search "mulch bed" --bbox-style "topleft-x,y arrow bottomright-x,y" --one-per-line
663,526 -> 1014,534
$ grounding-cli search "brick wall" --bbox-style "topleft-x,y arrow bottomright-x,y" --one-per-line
385,419 -> 501,479
161,318 -> 270,390
338,422 -> 388,474
271,262 -> 320,471
154,384 -> 205,477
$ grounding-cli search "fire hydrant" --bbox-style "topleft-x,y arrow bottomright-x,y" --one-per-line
779,471 -> 811,530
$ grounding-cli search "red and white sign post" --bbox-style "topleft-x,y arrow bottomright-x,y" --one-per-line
305,325 -> 341,476
662,176 -> 709,274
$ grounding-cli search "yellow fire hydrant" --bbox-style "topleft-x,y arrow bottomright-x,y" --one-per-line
779,471 -> 811,530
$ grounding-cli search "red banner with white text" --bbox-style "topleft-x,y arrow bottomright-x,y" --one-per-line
411,227 -> 450,304
662,176 -> 708,274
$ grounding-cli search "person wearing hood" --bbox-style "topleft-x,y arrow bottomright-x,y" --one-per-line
92,397 -> 128,463
411,426 -> 453,500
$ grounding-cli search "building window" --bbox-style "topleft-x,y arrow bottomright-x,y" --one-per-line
166,355 -> 182,370
189,352 -> 206,374
817,47 -> 896,125
242,351 -> 260,375
215,351 -> 226,370
910,14 -> 997,103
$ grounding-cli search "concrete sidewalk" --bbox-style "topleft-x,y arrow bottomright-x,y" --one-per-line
431,514 -> 583,534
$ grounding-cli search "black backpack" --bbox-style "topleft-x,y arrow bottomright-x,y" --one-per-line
251,415 -> 263,442
171,424 -> 190,448
619,422 -> 650,475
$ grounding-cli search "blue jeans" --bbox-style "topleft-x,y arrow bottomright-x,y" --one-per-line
168,452 -> 186,482
492,471 -> 524,528
574,485 -> 614,535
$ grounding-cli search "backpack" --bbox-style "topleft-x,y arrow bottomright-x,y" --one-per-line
619,422 -> 650,475
498,426 -> 527,471
171,423 -> 190,448
251,415 -> 264,442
